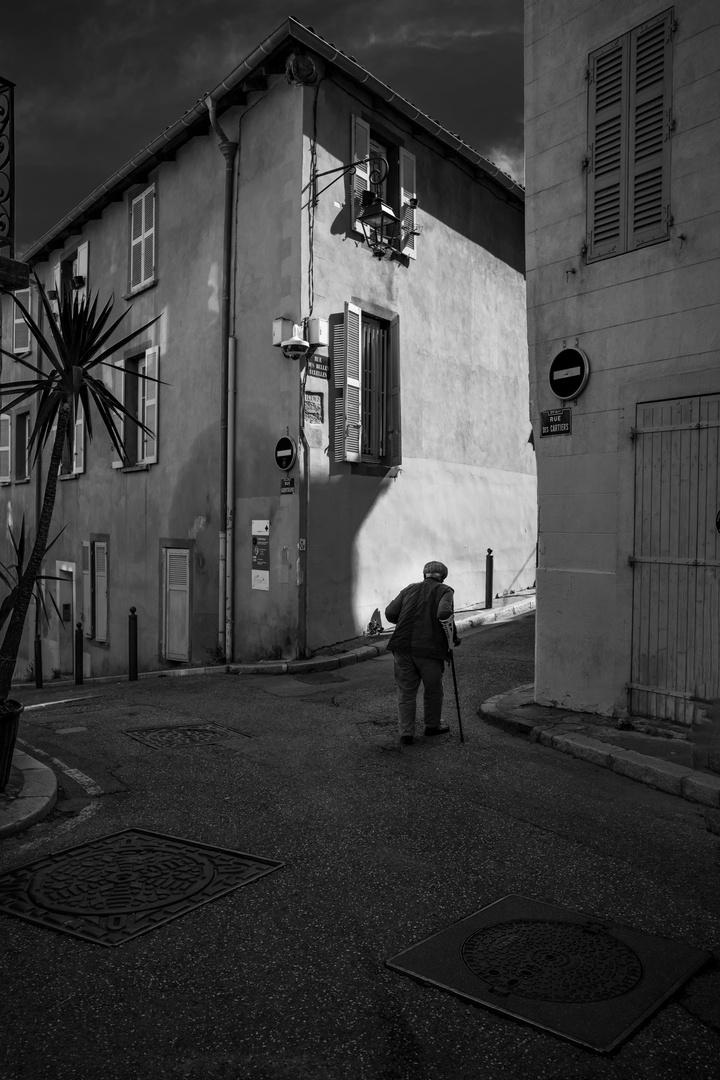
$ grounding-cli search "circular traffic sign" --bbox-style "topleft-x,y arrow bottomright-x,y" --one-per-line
548,346 -> 590,400
274,436 -> 297,471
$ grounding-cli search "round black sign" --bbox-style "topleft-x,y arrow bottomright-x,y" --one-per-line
548,346 -> 590,400
274,436 -> 297,471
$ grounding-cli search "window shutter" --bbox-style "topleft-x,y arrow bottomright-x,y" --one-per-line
73,400 -> 85,474
51,262 -> 61,319
587,37 -> 629,260
333,303 -> 362,463
141,346 -> 159,463
82,541 -> 93,638
143,187 -> 155,281
0,414 -> 11,481
628,12 -> 672,249
94,541 -> 108,642
13,289 -> 30,353
164,548 -> 190,661
75,242 -> 89,306
351,116 -> 371,231
111,361 -> 125,468
398,149 -> 417,259
388,315 -> 402,466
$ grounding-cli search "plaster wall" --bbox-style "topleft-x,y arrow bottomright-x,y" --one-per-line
525,0 -> 720,713
3,126 -> 230,677
303,77 -> 536,647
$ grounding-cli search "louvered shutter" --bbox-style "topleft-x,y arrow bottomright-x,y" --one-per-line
73,401 -> 85,474
93,541 -> 108,642
0,414 -> 11,481
164,548 -> 190,661
82,541 -> 93,637
351,116 -> 371,231
13,289 -> 30,352
143,186 -> 155,281
333,303 -> 362,463
51,262 -> 61,319
388,315 -> 402,466
628,12 -> 672,249
130,186 -> 155,290
140,346 -> 159,463
587,36 -> 629,260
75,242 -> 89,306
398,149 -> 417,259
111,361 -> 125,468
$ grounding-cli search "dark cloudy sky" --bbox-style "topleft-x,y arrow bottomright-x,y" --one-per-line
4,0 -> 524,256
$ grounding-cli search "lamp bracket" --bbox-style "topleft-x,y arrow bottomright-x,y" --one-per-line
312,155 -> 389,204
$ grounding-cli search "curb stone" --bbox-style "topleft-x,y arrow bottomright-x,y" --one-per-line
480,690 -> 720,808
0,750 -> 57,838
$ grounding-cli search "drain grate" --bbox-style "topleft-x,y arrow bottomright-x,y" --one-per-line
386,895 -> 710,1052
123,724 -> 246,748
0,828 -> 283,946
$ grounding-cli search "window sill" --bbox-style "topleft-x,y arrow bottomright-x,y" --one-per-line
350,462 -> 401,478
123,279 -> 158,300
13,477 -> 30,485
0,481 -> 11,487
121,463 -> 150,473
58,472 -> 80,481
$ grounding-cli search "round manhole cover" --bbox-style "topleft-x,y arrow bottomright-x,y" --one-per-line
461,919 -> 643,1002
28,845 -> 215,916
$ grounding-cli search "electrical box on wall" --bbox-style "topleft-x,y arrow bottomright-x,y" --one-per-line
272,318 -> 294,347
307,317 -> 329,348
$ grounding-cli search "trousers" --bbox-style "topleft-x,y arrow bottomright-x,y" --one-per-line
392,651 -> 445,737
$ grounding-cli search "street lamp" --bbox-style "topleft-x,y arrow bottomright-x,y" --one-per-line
358,190 -> 401,260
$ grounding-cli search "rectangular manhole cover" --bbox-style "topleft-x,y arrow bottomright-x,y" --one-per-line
0,828 -> 283,946
386,895 -> 710,1053
123,724 -> 249,748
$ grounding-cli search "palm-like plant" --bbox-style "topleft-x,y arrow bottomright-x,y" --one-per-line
0,273 -> 160,702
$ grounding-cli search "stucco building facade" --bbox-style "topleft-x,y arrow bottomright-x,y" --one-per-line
525,0 -> 719,722
2,19 -> 535,678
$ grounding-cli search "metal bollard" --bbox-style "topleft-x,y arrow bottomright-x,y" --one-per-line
485,549 -> 494,609
128,607 -> 138,681
74,623 -> 83,685
34,635 -> 43,689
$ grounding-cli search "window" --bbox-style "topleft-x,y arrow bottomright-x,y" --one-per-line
12,289 -> 31,353
162,547 -> 190,662
14,412 -> 29,482
53,402 -> 85,477
129,185 -> 156,292
0,414 -> 11,482
82,539 -> 108,642
50,243 -> 89,319
351,116 -> 418,259
333,303 -> 401,466
586,9 -> 673,261
111,347 -> 159,467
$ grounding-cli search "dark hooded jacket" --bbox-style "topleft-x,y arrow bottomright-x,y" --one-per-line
385,578 -> 454,661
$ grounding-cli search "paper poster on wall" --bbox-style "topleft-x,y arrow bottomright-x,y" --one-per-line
252,520 -> 270,591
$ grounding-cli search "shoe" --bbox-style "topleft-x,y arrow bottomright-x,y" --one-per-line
400,735 -> 414,745
424,724 -> 450,737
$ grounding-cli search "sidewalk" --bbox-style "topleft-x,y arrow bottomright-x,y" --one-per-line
479,684 -> 720,820
0,592 -> 536,839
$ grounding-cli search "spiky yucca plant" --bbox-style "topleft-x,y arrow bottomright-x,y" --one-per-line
0,273 -> 160,701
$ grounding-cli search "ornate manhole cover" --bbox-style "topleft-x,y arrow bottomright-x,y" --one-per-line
123,724 -> 242,748
386,895 -> 710,1053
461,919 -> 643,1002
0,829 -> 283,946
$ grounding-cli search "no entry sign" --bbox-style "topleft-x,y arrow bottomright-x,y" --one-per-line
274,436 -> 297,471
548,346 -> 590,400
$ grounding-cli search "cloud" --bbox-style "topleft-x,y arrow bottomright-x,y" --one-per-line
483,144 -> 525,185
361,23 -> 522,49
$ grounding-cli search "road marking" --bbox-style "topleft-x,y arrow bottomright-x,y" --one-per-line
24,695 -> 97,711
16,738 -> 103,796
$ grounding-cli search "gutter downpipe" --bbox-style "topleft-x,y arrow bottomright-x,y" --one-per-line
206,97 -> 238,661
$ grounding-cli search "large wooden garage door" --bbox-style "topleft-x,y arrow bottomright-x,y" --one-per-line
630,394 -> 720,723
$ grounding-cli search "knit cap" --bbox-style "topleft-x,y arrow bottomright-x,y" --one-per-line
423,561 -> 448,581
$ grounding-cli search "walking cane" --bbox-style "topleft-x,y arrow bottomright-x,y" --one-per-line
450,651 -> 464,743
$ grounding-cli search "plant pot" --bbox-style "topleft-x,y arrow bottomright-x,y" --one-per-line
0,700 -> 24,791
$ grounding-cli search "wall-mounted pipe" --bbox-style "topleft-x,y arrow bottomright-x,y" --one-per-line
205,97 -> 238,661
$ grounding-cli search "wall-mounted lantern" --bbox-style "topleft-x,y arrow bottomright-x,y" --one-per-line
358,191 -> 401,260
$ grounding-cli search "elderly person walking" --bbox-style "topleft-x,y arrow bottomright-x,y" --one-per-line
384,561 -> 458,745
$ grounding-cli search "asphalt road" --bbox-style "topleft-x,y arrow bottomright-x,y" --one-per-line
1,612 -> 719,1080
